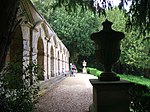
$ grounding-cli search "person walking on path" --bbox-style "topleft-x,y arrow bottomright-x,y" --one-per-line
70,63 -> 74,77
62,68 -> 66,76
36,73 -> 97,112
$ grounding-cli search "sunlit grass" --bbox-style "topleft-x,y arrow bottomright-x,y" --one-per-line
87,67 -> 150,88
117,74 -> 150,88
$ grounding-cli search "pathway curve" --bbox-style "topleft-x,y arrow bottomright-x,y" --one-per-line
36,73 -> 97,112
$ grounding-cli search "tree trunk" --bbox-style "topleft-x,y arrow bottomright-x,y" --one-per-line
0,0 -> 20,71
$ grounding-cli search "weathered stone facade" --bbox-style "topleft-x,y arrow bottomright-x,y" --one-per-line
5,0 -> 69,80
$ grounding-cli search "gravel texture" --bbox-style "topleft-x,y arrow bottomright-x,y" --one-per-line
36,73 -> 97,112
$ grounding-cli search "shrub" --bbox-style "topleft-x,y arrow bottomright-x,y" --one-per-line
0,61 -> 39,112
129,84 -> 150,112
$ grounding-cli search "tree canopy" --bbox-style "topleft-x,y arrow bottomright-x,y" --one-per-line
37,2 -> 100,63
0,0 -> 150,71
32,0 -> 150,71
51,0 -> 150,32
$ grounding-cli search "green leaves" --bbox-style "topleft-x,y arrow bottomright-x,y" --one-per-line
32,0 -> 99,63
32,0 -> 150,70
121,30 -> 150,69
0,61 -> 39,112
47,6 -> 99,63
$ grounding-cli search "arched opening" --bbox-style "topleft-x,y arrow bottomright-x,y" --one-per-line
47,41 -> 49,79
59,43 -> 62,52
6,26 -> 23,63
37,37 -> 44,80
62,54 -> 64,71
58,51 -> 60,75
5,26 -> 23,89
53,36 -> 57,46
50,46 -> 54,77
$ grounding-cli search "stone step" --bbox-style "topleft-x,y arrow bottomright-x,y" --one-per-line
38,75 -> 65,96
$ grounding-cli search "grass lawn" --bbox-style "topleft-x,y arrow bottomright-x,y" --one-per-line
87,67 -> 150,88
118,74 -> 150,88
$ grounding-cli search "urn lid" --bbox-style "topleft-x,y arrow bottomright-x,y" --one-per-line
91,19 -> 125,41
102,19 -> 113,31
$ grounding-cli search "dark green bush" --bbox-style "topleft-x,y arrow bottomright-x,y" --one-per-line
0,61 -> 39,112
129,84 -> 150,112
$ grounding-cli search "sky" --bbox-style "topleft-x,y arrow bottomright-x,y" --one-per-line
112,0 -> 132,10
95,0 -> 132,11
112,0 -> 121,5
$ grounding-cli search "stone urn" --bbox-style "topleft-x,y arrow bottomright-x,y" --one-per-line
91,19 -> 124,81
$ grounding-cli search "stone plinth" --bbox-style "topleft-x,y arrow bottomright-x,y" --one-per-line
82,67 -> 87,74
89,79 -> 134,112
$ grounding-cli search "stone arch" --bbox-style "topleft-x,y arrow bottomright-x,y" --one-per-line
63,48 -> 65,55
50,46 -> 54,77
42,22 -> 49,38
6,26 -> 23,63
53,35 -> 57,48
37,37 -> 44,80
5,26 -> 23,89
59,43 -> 62,52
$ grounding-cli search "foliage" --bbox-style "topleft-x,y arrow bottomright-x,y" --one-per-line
87,67 -> 102,77
88,67 -> 150,88
96,8 -> 150,75
129,84 -> 150,112
51,0 -> 150,32
32,0 -> 150,73
121,30 -> 150,70
127,0 -> 150,33
0,0 -> 150,72
31,0 -> 55,17
0,61 -> 39,112
34,0 -> 147,33
32,0 -> 100,63
50,8 -> 99,63
117,74 -> 150,88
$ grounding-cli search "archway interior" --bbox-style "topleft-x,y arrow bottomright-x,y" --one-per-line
37,37 -> 44,80
5,26 -> 23,89
6,26 -> 23,63
50,47 -> 54,77
58,51 -> 60,75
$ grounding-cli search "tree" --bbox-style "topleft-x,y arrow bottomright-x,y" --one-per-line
53,0 -> 150,32
120,30 -> 150,75
32,0 -> 100,63
33,0 -> 150,73
0,0 -> 21,71
99,8 -> 150,74
126,0 -> 150,33
0,0 -> 150,71
49,7 -> 100,63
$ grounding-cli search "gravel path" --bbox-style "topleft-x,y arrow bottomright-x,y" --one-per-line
36,73 -> 97,112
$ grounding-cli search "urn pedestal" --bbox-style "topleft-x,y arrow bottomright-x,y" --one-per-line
89,79 -> 134,112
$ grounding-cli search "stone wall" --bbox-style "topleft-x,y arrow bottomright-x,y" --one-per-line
5,0 -> 70,81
